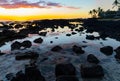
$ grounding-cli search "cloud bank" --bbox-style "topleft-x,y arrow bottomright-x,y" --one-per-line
0,0 -> 80,9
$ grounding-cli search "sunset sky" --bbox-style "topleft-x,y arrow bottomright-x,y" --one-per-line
0,0 -> 115,21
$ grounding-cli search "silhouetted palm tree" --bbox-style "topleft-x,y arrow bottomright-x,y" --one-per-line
98,7 -> 104,18
92,9 -> 97,18
89,10 -> 93,17
112,0 -> 120,9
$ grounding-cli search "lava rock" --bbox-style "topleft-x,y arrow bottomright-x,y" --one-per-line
21,40 -> 32,48
87,54 -> 100,64
114,46 -> 120,59
39,32 -> 47,36
72,45 -> 85,54
86,35 -> 95,40
15,51 -> 39,60
11,41 -> 21,50
6,73 -> 14,80
66,34 -> 71,36
25,65 -> 46,81
34,37 -> 43,43
71,32 -> 77,35
51,46 -> 62,52
100,46 -> 113,55
114,46 -> 120,55
55,63 -> 79,81
81,64 -> 104,78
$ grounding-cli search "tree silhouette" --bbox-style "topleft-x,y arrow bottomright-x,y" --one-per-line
112,0 -> 120,10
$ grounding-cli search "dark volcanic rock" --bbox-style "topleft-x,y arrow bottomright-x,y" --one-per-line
114,46 -> 120,59
6,73 -> 14,80
81,64 -> 104,78
114,46 -> 120,55
51,45 -> 62,52
15,51 -> 39,60
0,50 -> 5,56
10,65 -> 45,81
71,32 -> 77,35
21,40 -> 32,48
72,45 -> 85,54
100,46 -> 113,55
39,32 -> 47,36
66,34 -> 71,36
87,54 -> 100,64
25,65 -> 46,81
55,63 -> 79,81
34,37 -> 43,43
11,41 -> 21,50
86,35 -> 95,40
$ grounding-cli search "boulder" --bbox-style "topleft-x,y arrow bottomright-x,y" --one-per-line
100,46 -> 113,55
34,37 -> 43,43
21,40 -> 32,48
114,46 -> 120,55
114,46 -> 120,59
15,51 -> 39,60
39,32 -> 47,36
25,65 -> 46,81
72,45 -> 85,54
51,46 -> 62,52
55,63 -> 79,81
86,35 -> 95,40
87,54 -> 100,64
81,64 -> 104,78
71,32 -> 77,35
66,34 -> 71,36
11,41 -> 21,50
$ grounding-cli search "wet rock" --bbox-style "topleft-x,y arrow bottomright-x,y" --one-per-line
87,54 -> 100,64
50,41 -> 53,43
55,63 -> 79,81
25,65 -> 46,81
39,32 -> 47,36
86,35 -> 95,40
51,45 -> 63,52
100,46 -> 113,55
81,64 -> 104,78
66,34 -> 71,36
15,51 -> 39,60
21,40 -> 32,48
11,41 -> 21,50
6,73 -> 14,80
34,37 -> 43,43
0,50 -> 5,56
55,37 -> 58,39
71,32 -> 77,35
72,45 -> 85,54
114,46 -> 120,59
114,46 -> 120,55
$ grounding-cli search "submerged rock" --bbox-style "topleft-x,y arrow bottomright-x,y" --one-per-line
55,63 -> 79,81
34,37 -> 43,43
21,40 -> 32,48
11,41 -> 21,50
25,65 -> 46,81
10,65 -> 46,81
81,64 -> 104,78
39,32 -> 47,36
66,34 -> 71,36
86,35 -> 95,40
87,54 -> 100,64
100,46 -> 113,55
72,45 -> 85,54
15,51 -> 39,60
51,45 -> 63,52
114,46 -> 120,59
